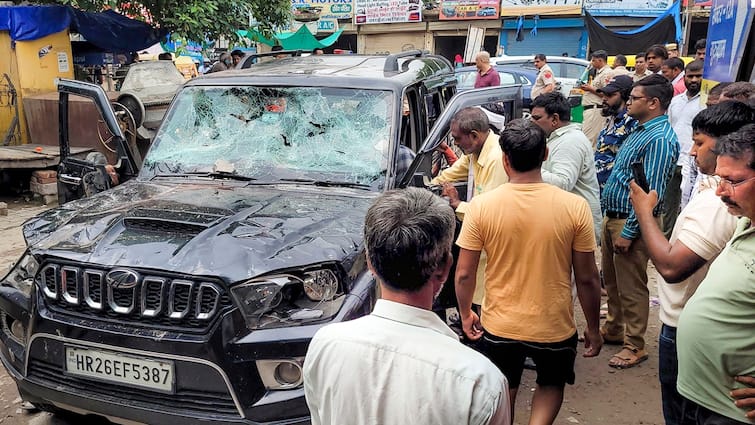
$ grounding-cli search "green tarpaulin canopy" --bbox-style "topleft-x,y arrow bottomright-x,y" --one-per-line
238,25 -> 343,51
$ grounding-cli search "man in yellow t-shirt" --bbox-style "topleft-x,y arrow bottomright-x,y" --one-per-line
455,119 -> 602,424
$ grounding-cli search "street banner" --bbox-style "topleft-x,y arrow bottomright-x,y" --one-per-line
440,0 -> 500,20
354,0 -> 423,24
499,0 -> 582,17
291,0 -> 354,20
703,0 -> 754,82
584,0 -> 671,17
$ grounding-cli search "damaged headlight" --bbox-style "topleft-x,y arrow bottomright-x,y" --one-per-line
232,269 -> 344,330
1,252 -> 40,296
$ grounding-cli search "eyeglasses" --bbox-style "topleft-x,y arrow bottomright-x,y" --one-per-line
718,176 -> 755,195
627,95 -> 648,103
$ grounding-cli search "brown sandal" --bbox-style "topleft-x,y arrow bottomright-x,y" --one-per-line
609,346 -> 648,369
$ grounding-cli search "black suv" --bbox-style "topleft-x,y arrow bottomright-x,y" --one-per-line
0,51 -> 521,424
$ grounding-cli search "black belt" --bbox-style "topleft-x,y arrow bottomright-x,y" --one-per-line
606,211 -> 629,219
583,105 -> 599,110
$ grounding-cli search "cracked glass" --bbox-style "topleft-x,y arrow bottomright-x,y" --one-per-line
141,86 -> 394,189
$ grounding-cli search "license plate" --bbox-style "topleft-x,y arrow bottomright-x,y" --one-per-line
65,346 -> 175,393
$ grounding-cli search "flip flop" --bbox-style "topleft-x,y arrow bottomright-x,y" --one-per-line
609,346 -> 648,369
599,326 -> 624,345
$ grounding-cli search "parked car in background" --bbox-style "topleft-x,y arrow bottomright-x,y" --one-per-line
455,65 -> 536,111
116,61 -> 185,139
491,55 -> 589,106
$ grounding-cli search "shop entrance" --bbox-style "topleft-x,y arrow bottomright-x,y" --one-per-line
434,35 -> 499,64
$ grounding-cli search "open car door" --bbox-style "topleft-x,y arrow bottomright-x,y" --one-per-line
398,85 -> 522,313
56,79 -> 139,204
399,84 -> 523,192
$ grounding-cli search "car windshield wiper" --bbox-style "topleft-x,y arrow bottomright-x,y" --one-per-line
152,172 -> 256,181
277,178 -> 372,190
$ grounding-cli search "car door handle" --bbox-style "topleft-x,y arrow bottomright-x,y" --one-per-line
59,173 -> 82,185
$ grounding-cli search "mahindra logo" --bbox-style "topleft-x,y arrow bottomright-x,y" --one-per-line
106,269 -> 140,289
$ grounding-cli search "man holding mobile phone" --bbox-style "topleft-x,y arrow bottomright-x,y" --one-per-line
600,74 -> 678,369
628,102 -> 753,425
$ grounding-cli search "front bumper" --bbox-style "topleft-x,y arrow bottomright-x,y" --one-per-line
0,271 -> 376,425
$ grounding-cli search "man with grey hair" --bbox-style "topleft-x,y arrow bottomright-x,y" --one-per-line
304,188 -> 511,425
432,107 -> 508,309
475,51 -> 500,88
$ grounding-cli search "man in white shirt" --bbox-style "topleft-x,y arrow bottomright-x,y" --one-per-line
661,59 -> 705,238
304,188 -> 510,425
628,101 -> 753,425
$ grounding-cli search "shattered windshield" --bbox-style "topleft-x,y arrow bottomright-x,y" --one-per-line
141,86 -> 394,188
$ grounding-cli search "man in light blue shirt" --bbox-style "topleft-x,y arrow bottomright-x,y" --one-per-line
530,92 -> 602,242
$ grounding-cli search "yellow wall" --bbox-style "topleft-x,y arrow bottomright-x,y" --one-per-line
0,29 -> 74,145
0,31 -> 24,146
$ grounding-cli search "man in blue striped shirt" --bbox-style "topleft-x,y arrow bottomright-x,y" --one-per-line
600,74 -> 679,369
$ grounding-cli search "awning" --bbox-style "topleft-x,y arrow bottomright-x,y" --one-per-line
239,25 -> 343,51
0,5 -> 166,52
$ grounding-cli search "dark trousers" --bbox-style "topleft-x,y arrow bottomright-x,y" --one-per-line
680,398 -> 749,425
660,324 -> 684,425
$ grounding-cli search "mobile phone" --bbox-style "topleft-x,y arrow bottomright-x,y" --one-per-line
631,161 -> 650,193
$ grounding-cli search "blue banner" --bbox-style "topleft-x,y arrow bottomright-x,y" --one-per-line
704,0 -> 754,82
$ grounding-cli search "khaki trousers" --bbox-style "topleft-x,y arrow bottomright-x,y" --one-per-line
582,107 -> 607,150
601,217 -> 652,350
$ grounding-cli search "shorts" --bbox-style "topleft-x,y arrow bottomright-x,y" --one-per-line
481,331 -> 578,388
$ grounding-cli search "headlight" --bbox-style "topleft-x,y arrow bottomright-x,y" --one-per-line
231,269 -> 345,330
302,270 -> 338,301
1,252 -> 39,296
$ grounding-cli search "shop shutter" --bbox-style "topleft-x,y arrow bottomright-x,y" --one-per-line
504,28 -> 582,57
364,32 -> 426,55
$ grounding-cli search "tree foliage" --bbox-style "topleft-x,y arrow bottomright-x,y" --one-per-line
25,0 -> 291,42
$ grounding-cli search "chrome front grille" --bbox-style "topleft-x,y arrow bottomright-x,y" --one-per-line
39,263 -> 232,332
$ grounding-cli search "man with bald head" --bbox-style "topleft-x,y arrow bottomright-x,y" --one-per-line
475,51 -> 500,88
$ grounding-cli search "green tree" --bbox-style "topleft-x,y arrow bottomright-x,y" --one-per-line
26,0 -> 291,42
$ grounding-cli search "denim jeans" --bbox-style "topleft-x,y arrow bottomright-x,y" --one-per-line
660,324 -> 684,425
680,397 -> 749,425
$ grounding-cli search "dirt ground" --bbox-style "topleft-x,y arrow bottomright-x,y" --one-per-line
0,197 -> 666,425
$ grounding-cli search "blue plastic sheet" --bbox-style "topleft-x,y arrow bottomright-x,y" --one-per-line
0,5 -> 166,52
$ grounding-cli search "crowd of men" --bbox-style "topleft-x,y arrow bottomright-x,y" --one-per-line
302,42 -> 755,425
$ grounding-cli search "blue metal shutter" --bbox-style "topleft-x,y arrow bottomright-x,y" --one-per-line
504,28 -> 582,57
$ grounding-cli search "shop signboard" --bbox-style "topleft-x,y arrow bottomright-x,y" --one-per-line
440,0 -> 501,20
354,0 -> 422,24
704,0 -> 754,82
291,0 -> 354,20
584,0 -> 670,16
499,0 -> 582,16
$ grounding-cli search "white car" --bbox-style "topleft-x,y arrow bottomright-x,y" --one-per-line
491,55 -> 589,103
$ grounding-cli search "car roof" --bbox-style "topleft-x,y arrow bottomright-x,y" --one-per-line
492,56 -> 590,66
189,52 -> 456,92
456,64 -> 537,78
